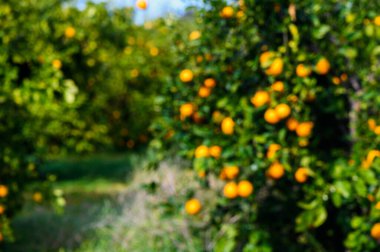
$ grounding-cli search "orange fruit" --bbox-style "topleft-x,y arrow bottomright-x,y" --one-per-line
295,168 -> 308,183
298,139 -> 309,147
221,117 -> 235,135
180,103 -> 194,119
267,143 -> 281,158
296,122 -> 314,137
194,145 -> 209,158
219,169 -> 227,180
198,171 -> 206,178
366,150 -> 380,165
209,145 -> 222,158
371,223 -> 380,240
150,47 -> 159,56
204,78 -> 216,88
33,192 -> 43,203
189,30 -> 201,41
368,119 -> 376,130
286,118 -> 299,131
238,180 -> 254,197
65,26 -> 76,38
340,73 -> 348,81
0,205 -> 5,215
274,104 -> 291,119
375,202 -> 380,210
236,10 -> 245,19
0,185 -> 8,198
196,55 -> 203,63
179,69 -> 194,83
259,51 -> 274,66
224,166 -> 239,180
221,6 -> 234,18
212,111 -> 224,123
223,182 -> 239,199
374,16 -> 380,26
52,59 -> 62,70
296,64 -> 311,77
315,58 -> 330,75
267,162 -> 285,180
374,126 -> 380,135
198,86 -> 212,98
192,112 -> 203,124
265,58 -> 284,76
136,0 -> 148,10
332,76 -> 341,85
264,109 -> 280,124
251,90 -> 270,108
368,194 -> 375,202
185,198 -> 202,215
271,81 -> 284,92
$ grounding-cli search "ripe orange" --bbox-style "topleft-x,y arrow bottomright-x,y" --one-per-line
150,47 -> 159,56
368,119 -> 376,130
195,145 -> 209,158
296,64 -> 311,77
0,205 -> 5,215
251,90 -> 270,108
295,168 -> 308,183
223,182 -> 239,199
65,26 -> 76,38
189,30 -> 201,41
264,109 -> 280,124
332,76 -> 341,85
209,145 -> 222,158
198,171 -> 206,178
179,69 -> 194,83
267,143 -> 281,158
375,202 -> 380,210
374,16 -> 380,26
315,58 -> 330,75
0,185 -> 8,198
340,73 -> 348,81
52,59 -> 62,70
33,192 -> 43,203
371,223 -> 380,240
374,126 -> 380,135
286,118 -> 299,131
296,122 -> 314,137
267,162 -> 285,180
180,103 -> 194,119
221,117 -> 235,135
265,58 -> 283,76
185,198 -> 202,215
136,0 -> 148,10
204,78 -> 216,88
220,6 -> 234,18
259,51 -> 274,66
274,104 -> 291,119
271,81 -> 284,92
237,180 -> 254,197
198,86 -> 211,98
223,166 -> 239,179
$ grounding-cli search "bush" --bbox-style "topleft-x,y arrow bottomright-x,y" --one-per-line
152,0 -> 380,251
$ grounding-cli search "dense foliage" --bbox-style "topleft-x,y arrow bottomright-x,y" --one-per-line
152,0 -> 380,251
0,0 -> 178,243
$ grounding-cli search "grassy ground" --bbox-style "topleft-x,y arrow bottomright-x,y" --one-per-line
4,153 -> 203,252
4,152 -> 139,252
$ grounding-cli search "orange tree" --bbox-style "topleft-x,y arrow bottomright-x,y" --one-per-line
151,0 -> 380,251
0,0 -> 177,244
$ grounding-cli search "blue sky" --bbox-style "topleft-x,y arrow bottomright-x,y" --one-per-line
76,0 -> 198,23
